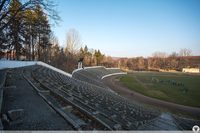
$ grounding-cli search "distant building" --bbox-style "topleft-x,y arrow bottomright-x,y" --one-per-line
182,68 -> 200,73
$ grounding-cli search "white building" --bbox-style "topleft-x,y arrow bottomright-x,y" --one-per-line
182,68 -> 200,73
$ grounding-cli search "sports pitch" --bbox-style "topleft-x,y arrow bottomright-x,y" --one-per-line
120,71 -> 200,108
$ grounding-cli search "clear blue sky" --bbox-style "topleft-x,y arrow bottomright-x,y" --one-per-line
52,0 -> 200,57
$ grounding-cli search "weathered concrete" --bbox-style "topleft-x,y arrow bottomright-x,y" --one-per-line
1,67 -> 73,130
7,109 -> 24,121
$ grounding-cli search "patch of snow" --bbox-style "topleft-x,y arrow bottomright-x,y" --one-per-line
0,60 -> 72,77
36,62 -> 72,77
106,68 -> 120,70
72,68 -> 83,75
84,66 -> 105,69
0,60 -> 37,70
101,72 -> 127,79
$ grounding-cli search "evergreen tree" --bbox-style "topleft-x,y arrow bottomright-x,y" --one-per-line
8,0 -> 23,60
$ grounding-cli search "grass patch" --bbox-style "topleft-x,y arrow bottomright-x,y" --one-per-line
120,72 -> 200,107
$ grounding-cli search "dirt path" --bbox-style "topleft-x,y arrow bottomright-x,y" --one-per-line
102,75 -> 200,118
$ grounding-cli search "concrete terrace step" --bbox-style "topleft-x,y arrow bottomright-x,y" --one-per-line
138,113 -> 180,130
1,67 -> 73,130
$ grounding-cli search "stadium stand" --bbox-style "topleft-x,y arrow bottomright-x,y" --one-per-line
1,61 -> 199,130
23,65 -> 160,130
72,66 -> 126,88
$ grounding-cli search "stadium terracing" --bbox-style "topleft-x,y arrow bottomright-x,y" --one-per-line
0,61 -> 199,130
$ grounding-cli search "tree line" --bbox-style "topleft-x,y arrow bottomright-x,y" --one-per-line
78,48 -> 200,72
117,49 -> 200,71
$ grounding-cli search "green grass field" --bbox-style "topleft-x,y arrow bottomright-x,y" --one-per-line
120,71 -> 200,107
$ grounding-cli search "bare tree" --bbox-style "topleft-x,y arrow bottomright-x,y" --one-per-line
179,48 -> 192,56
152,51 -> 167,58
65,29 -> 82,55
169,51 -> 179,57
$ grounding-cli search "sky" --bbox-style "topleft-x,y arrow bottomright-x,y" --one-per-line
52,0 -> 200,57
